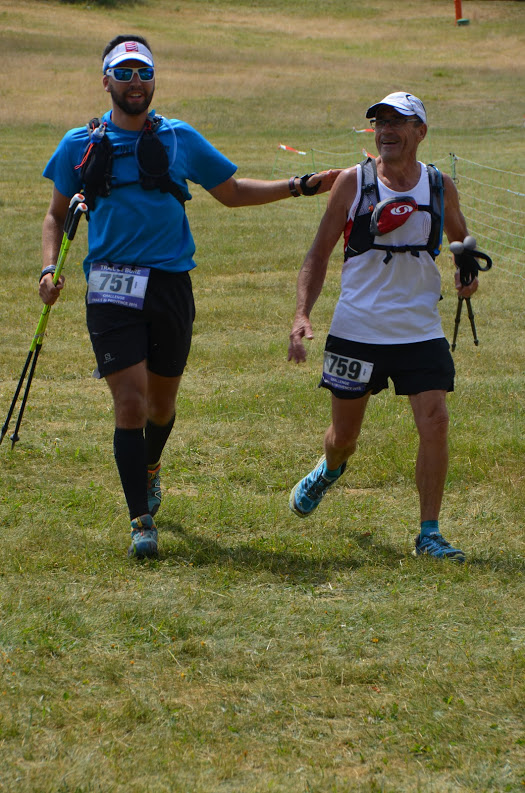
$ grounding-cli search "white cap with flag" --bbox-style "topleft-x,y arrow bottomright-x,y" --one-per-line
366,92 -> 427,124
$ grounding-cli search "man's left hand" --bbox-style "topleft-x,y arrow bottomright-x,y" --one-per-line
455,269 -> 478,298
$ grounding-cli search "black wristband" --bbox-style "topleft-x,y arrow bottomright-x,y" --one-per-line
288,176 -> 300,197
300,173 -> 321,196
39,265 -> 56,283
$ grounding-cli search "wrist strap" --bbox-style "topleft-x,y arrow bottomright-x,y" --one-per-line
288,176 -> 300,197
300,173 -> 321,196
39,265 -> 56,283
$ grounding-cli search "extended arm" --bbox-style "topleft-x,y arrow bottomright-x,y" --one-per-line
208,170 -> 340,207
288,168 -> 356,363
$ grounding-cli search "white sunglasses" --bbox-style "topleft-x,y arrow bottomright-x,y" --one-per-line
105,66 -> 155,82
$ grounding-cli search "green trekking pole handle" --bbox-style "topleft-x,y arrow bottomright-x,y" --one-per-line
31,196 -> 88,352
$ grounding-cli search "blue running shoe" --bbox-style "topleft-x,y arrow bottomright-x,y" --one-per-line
413,532 -> 465,563
128,514 -> 158,559
147,463 -> 161,517
289,456 -> 346,517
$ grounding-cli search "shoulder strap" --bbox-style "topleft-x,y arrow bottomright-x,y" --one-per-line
136,116 -> 186,209
75,118 -> 113,213
356,157 -> 379,216
424,163 -> 444,258
344,158 -> 378,259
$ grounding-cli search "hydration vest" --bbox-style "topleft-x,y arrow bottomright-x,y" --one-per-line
75,115 -> 186,213
344,157 -> 444,265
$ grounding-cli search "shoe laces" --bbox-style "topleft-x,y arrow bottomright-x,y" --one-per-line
303,468 -> 331,500
422,532 -> 448,547
419,532 -> 462,555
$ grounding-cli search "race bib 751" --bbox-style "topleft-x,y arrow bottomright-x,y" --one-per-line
87,263 -> 150,309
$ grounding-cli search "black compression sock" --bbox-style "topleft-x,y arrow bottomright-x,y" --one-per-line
145,414 -> 175,468
113,427 -> 149,519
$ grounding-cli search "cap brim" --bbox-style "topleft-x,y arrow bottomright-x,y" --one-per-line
366,102 -> 415,119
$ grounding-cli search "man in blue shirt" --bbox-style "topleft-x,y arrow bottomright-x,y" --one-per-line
39,34 -> 339,559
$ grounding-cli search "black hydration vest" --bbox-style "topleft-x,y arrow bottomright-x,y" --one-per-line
344,157 -> 444,264
76,115 -> 186,213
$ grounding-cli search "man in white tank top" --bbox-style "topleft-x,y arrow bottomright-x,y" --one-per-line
287,92 -> 479,562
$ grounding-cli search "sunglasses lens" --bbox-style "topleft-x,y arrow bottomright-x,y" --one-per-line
112,68 -> 133,81
138,67 -> 154,81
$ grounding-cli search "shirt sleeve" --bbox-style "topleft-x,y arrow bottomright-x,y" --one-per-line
42,127 -> 87,198
175,121 -> 237,191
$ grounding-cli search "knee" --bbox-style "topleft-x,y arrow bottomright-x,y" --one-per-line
147,398 -> 177,426
418,406 -> 449,441
146,375 -> 180,425
113,392 -> 148,428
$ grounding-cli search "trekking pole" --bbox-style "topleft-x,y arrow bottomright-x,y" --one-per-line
1,195 -> 87,448
449,236 -> 492,351
451,296 -> 478,352
451,295 -> 463,352
464,296 -> 478,346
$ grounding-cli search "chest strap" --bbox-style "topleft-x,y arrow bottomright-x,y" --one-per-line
76,116 -> 186,213
344,157 -> 444,264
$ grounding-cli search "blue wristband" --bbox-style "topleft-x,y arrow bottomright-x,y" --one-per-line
39,265 -> 57,282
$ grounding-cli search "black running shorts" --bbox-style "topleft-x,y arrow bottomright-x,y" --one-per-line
86,267 -> 195,379
320,335 -> 455,400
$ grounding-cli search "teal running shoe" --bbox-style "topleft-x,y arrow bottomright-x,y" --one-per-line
289,456 -> 346,517
414,532 -> 465,563
147,463 -> 161,517
128,514 -> 158,559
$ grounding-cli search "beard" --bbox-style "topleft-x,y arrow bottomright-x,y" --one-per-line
109,84 -> 154,116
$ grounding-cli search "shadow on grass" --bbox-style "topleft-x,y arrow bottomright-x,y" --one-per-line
148,522 -> 525,581
156,522 -> 406,584
464,552 -> 525,573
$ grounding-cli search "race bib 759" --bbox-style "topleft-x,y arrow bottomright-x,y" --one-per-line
321,351 -> 374,393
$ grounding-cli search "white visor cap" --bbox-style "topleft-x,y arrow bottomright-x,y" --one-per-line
103,41 -> 154,73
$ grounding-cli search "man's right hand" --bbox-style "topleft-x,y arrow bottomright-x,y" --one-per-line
288,316 -> 314,363
39,273 -> 65,306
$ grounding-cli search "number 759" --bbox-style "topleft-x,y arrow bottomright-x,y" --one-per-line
327,354 -> 362,380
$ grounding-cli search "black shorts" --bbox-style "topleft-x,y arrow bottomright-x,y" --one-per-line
319,335 -> 455,400
86,267 -> 195,379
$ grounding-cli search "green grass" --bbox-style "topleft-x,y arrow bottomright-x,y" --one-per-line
0,1 -> 524,791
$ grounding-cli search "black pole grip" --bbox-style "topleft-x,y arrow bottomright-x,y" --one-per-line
65,202 -> 88,240
453,250 -> 493,286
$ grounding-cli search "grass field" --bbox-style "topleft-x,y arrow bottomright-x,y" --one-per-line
0,1 -> 524,791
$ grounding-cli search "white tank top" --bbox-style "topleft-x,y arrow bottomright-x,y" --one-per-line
329,161 -> 444,344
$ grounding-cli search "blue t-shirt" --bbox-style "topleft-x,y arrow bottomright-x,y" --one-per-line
43,110 -> 237,277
